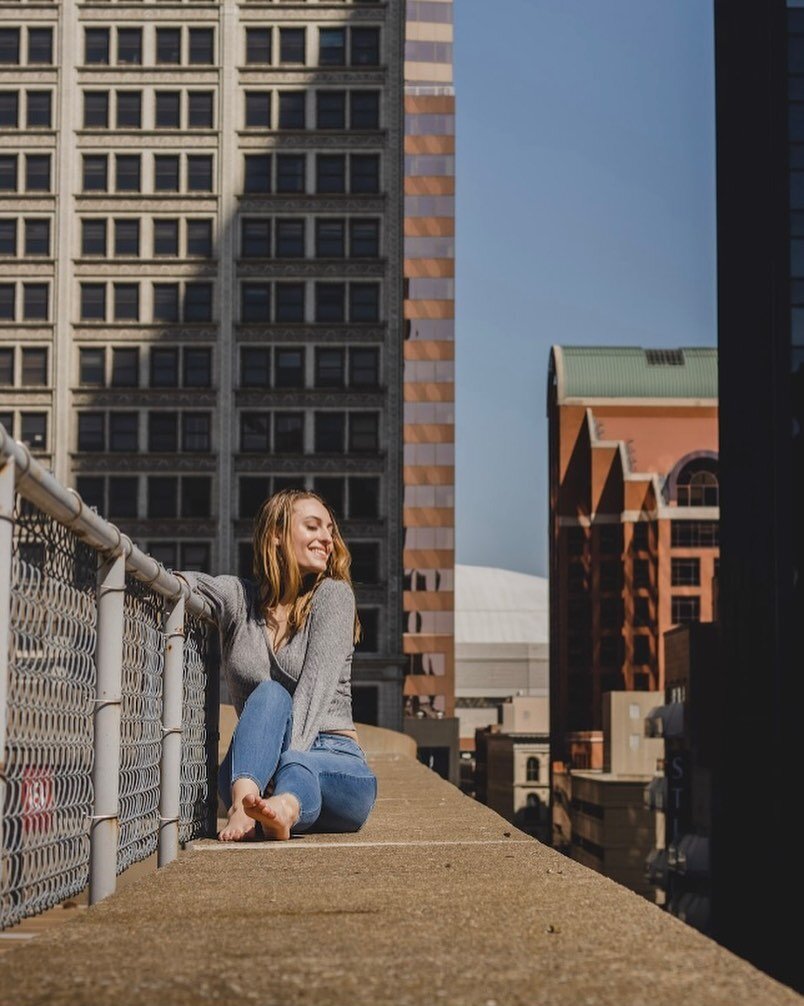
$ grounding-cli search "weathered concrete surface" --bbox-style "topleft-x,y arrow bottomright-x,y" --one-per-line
0,753 -> 801,1006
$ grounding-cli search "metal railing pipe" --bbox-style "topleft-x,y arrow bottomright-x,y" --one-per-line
159,595 -> 185,867
0,456 -> 14,875
90,550 -> 126,905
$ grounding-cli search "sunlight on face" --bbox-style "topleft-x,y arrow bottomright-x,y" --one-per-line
289,498 -> 334,576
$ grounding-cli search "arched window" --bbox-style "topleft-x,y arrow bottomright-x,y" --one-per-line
676,459 -> 719,507
526,756 -> 540,782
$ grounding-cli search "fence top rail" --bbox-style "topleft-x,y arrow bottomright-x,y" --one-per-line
0,424 -> 212,621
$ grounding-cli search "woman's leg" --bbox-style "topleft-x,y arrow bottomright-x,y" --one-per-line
218,679 -> 292,841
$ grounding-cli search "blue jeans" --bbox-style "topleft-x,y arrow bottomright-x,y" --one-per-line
218,679 -> 377,834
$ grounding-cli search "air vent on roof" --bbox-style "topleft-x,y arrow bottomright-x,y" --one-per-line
645,349 -> 685,366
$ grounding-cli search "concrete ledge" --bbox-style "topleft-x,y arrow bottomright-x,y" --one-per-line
0,752 -> 800,1006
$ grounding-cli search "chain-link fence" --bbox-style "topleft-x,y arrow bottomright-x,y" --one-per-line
0,429 -> 219,930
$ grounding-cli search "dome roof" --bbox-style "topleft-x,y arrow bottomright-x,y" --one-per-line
455,564 -> 549,645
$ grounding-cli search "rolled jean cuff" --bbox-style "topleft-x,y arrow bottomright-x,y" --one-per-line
230,773 -> 264,792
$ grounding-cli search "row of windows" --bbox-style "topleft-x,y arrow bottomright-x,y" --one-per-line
0,346 -> 47,386
82,153 -> 214,194
0,91 -> 54,129
79,410 -> 214,453
78,25 -> 381,67
238,346 -> 380,389
565,521 -> 719,555
0,27 -> 53,65
0,155 -> 51,194
0,410 -> 47,450
80,217 -> 213,259
79,472 -> 213,517
78,346 -> 211,388
241,216 -> 381,259
0,218 -> 50,257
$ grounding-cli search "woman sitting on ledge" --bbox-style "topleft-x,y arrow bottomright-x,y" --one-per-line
177,488 -> 377,842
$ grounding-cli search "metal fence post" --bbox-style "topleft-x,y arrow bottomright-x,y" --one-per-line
0,456 -> 15,876
159,595 -> 184,866
90,550 -> 125,905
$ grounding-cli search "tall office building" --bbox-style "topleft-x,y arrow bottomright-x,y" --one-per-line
713,0 -> 799,989
0,0 -> 406,730
400,0 -> 456,772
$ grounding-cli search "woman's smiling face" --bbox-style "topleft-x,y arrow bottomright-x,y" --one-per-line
288,497 -> 334,576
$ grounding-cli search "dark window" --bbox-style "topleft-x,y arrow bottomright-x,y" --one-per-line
351,27 -> 380,66
0,155 -> 16,192
188,92 -> 214,129
116,91 -> 141,129
671,558 -> 701,587
0,284 -> 12,320
671,521 -> 719,548
315,283 -> 345,322
350,154 -> 379,193
677,466 -> 719,507
241,218 -> 271,258
349,283 -> 379,322
633,596 -> 650,627
76,476 -> 104,512
241,282 -> 271,322
244,154 -> 271,193
314,411 -> 345,452
181,542 -> 210,570
0,219 -> 16,255
82,219 -> 107,257
84,28 -> 109,65
114,154 -> 141,194
240,347 -> 270,388
356,608 -> 379,652
350,347 -> 379,387
276,154 -> 305,193
314,477 -> 345,518
348,476 -> 380,518
184,282 -> 212,322
350,542 -> 379,584
275,218 -> 305,257
79,348 -> 105,386
599,559 -> 622,592
20,413 -> 46,451
153,283 -> 180,322
108,477 -> 138,519
149,543 -> 177,568
149,412 -> 178,452
80,285 -> 105,319
109,412 -> 138,451
671,595 -> 701,625
240,476 -> 271,518
633,558 -> 651,589
632,521 -> 650,551
350,219 -> 379,257
21,348 -> 47,385
183,348 -> 210,388
245,91 -> 271,128
187,154 -> 213,191
153,219 -> 179,256
275,347 -> 305,388
24,219 -> 49,256
83,155 -> 107,192
78,413 -> 105,451
278,91 -> 305,129
22,283 -> 47,321
598,523 -> 623,555
350,91 -> 379,129
0,28 -> 19,64
315,218 -> 345,258
26,91 -> 51,129
111,347 -> 138,387
150,347 -> 178,387
240,412 -> 270,452
154,155 -> 179,192
156,28 -> 181,65
599,635 -> 622,668
28,29 -> 53,65
84,91 -> 109,128
316,90 -> 345,129
117,28 -> 142,65
181,477 -> 211,518
279,27 -> 305,64
275,283 -> 305,322
274,412 -> 304,453
315,347 -> 345,387
114,219 -> 139,257
246,28 -> 271,65
187,219 -> 213,257
0,92 -> 17,129
349,412 -> 379,452
633,635 -> 652,665
25,154 -> 50,192
189,28 -> 214,64
155,91 -> 181,129
182,413 -> 211,452
316,154 -> 345,193
148,477 -> 178,518
113,283 -> 138,321
319,28 -> 345,66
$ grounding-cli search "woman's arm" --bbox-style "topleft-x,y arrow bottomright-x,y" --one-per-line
173,571 -> 245,628
290,578 -> 356,751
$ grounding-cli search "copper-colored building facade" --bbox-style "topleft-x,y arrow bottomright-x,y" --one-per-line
401,0 -> 455,720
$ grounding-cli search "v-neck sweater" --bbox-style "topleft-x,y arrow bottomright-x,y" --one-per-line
176,572 -> 356,752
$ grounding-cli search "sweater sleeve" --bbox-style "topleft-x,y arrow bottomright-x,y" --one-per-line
290,578 -> 356,751
173,571 -> 246,629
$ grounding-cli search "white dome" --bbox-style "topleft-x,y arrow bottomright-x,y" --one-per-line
455,564 -> 549,645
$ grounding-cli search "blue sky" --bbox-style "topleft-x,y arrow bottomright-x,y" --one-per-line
453,0 -> 718,577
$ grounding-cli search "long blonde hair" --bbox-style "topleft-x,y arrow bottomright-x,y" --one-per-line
251,488 -> 361,643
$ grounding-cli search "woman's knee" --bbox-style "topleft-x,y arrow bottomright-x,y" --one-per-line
248,678 -> 291,712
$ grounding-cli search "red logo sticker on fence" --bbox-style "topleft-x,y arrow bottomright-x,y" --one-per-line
22,767 -> 54,833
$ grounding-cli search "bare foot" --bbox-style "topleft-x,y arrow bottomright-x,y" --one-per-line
218,803 -> 258,842
242,792 -> 300,840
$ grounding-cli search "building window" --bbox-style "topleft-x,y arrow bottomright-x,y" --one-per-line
26,91 -> 51,129
181,542 -> 211,571
350,219 -> 380,257
115,154 -> 140,193
349,412 -> 379,452
671,595 -> 701,625
632,634 -> 652,665
153,284 -> 180,323
631,521 -> 650,551
526,756 -> 540,783
187,92 -> 214,129
316,91 -> 345,130
240,412 -> 269,453
112,348 -> 138,387
599,634 -> 622,668
154,155 -> 180,192
117,28 -> 142,66
356,608 -> 379,652
21,348 -> 47,386
78,412 -> 105,452
316,154 -> 345,193
241,218 -> 271,258
187,219 -> 213,257
184,283 -> 212,322
350,154 -> 380,193
246,28 -> 271,65
0,283 -> 13,320
150,347 -> 178,387
156,28 -> 181,65
316,219 -> 345,258
148,477 -> 178,518
349,477 -> 380,518
599,559 -> 622,593
79,348 -> 105,386
314,411 -> 346,453
113,283 -> 138,321
25,154 -> 50,192
109,412 -> 138,452
314,477 -> 345,518
0,219 -> 16,255
116,90 -> 141,128
108,476 -> 137,519
632,557 -> 651,590
0,92 -> 18,129
24,219 -> 49,256
598,523 -> 623,555
184,348 -> 211,388
350,91 -> 379,129
274,412 -> 304,453
244,154 -> 271,193
84,90 -> 109,128
84,28 -> 109,65
350,542 -> 379,584
0,155 -> 16,192
20,412 -> 47,451
83,155 -> 107,192
240,476 -> 271,518
275,218 -> 305,258
633,596 -> 650,627
279,27 -> 305,64
671,521 -> 719,548
241,283 -> 271,322
154,219 -> 179,257
351,27 -> 380,66
319,28 -> 345,66
350,284 -> 379,322
114,219 -> 139,257
186,155 -> 213,192
350,347 -> 379,387
240,347 -> 270,388
276,154 -> 305,193
278,91 -> 305,129
275,347 -> 305,388
188,28 -> 214,65
76,476 -> 104,512
28,29 -> 53,65
149,412 -> 178,452
182,413 -> 211,452
0,349 -> 11,383
315,283 -> 345,322
245,91 -> 271,128
275,283 -> 305,322
315,347 -> 345,388
671,557 -> 700,587
155,91 -> 181,129
22,283 -> 48,321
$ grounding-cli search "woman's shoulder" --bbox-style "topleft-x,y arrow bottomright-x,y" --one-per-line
311,576 -> 356,610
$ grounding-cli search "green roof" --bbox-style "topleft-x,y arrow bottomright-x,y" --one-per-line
551,345 -> 718,401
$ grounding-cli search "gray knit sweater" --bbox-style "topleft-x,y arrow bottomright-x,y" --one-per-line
177,572 -> 356,751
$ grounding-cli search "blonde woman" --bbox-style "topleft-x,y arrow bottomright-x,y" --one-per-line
177,488 -> 377,842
